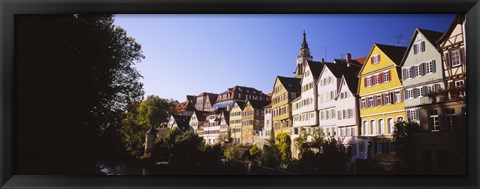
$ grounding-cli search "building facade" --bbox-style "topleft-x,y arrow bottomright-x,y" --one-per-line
400,28 -> 445,126
229,101 -> 246,144
272,76 -> 301,136
241,100 -> 270,145
357,44 -> 407,168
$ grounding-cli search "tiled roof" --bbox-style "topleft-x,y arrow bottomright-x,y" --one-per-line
235,101 -> 247,110
277,76 -> 301,93
306,60 -> 324,79
417,28 -> 444,47
193,110 -> 211,122
323,62 -> 344,78
247,100 -> 271,109
172,115 -> 192,131
375,44 -> 407,65
353,56 -> 367,65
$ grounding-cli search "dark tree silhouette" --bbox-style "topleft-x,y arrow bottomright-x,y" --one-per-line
14,14 -> 144,174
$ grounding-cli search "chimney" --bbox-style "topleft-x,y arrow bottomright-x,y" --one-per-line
321,58 -> 325,63
346,53 -> 352,63
346,53 -> 352,67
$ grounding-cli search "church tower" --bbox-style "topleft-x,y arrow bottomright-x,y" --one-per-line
294,30 -> 313,78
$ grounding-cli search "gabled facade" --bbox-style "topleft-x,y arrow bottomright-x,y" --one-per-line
241,100 -> 270,145
229,101 -> 246,144
200,108 -> 229,145
333,54 -> 363,156
272,76 -> 301,136
357,44 -> 407,166
195,92 -> 218,112
400,28 -> 445,129
256,103 -> 273,149
317,62 -> 344,138
189,110 -> 210,134
410,15 -> 467,175
175,100 -> 196,116
167,115 -> 192,132
291,60 -> 323,158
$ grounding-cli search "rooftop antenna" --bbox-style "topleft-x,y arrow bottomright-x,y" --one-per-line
316,46 -> 334,61
392,35 -> 406,46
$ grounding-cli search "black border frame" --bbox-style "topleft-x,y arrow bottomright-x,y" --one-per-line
1,0 -> 479,188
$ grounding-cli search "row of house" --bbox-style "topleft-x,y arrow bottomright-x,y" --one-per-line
163,14 -> 466,174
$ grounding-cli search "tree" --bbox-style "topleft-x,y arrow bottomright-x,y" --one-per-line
260,127 -> 280,167
293,129 -> 308,159
393,121 -> 421,170
248,145 -> 262,162
137,95 -> 177,128
224,144 -> 243,161
119,96 -> 177,156
275,132 -> 292,166
15,14 -> 144,174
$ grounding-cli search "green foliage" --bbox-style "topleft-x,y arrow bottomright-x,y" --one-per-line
393,121 -> 421,168
137,95 -> 177,128
119,95 -> 177,156
275,132 -> 292,165
224,144 -> 243,161
15,14 -> 145,173
294,129 -> 308,158
249,145 -> 261,161
151,128 -> 221,167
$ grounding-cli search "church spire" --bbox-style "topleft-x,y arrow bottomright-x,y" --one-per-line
301,29 -> 309,49
294,30 -> 313,79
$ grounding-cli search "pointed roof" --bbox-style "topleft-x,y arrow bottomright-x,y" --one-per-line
306,60 -> 324,79
418,28 -> 444,46
247,100 -> 271,109
375,44 -> 407,65
277,76 -> 301,93
171,115 -> 192,131
263,102 -> 272,109
323,62 -> 344,78
400,28 -> 444,67
192,110 -> 210,122
301,30 -> 309,49
438,14 -> 465,44
234,101 -> 247,110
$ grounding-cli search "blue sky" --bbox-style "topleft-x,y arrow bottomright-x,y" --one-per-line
114,14 -> 455,102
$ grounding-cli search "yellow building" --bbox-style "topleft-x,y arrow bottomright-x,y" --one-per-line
357,44 -> 407,166
241,100 -> 270,145
229,101 -> 246,144
271,76 -> 301,136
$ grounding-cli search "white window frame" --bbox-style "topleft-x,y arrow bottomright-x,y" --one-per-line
445,109 -> 456,130
372,54 -> 380,64
387,118 -> 394,134
378,119 -> 384,135
451,50 -> 461,67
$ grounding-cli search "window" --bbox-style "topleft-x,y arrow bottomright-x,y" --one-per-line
378,119 -> 384,134
387,118 -> 394,134
414,41 -> 425,54
395,91 -> 401,103
389,142 -> 396,154
384,93 -> 391,104
351,128 -> 356,136
368,97 -> 373,108
377,141 -> 383,154
445,109 -> 456,130
429,110 -> 439,132
362,121 -> 367,136
372,54 -> 380,64
376,96 -> 382,106
451,50 -> 461,67
397,117 -> 404,122
384,72 -> 390,82
370,120 -> 375,135
366,77 -> 372,87
361,99 -> 366,109
348,109 -> 353,118
405,68 -> 411,79
374,75 -> 379,85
